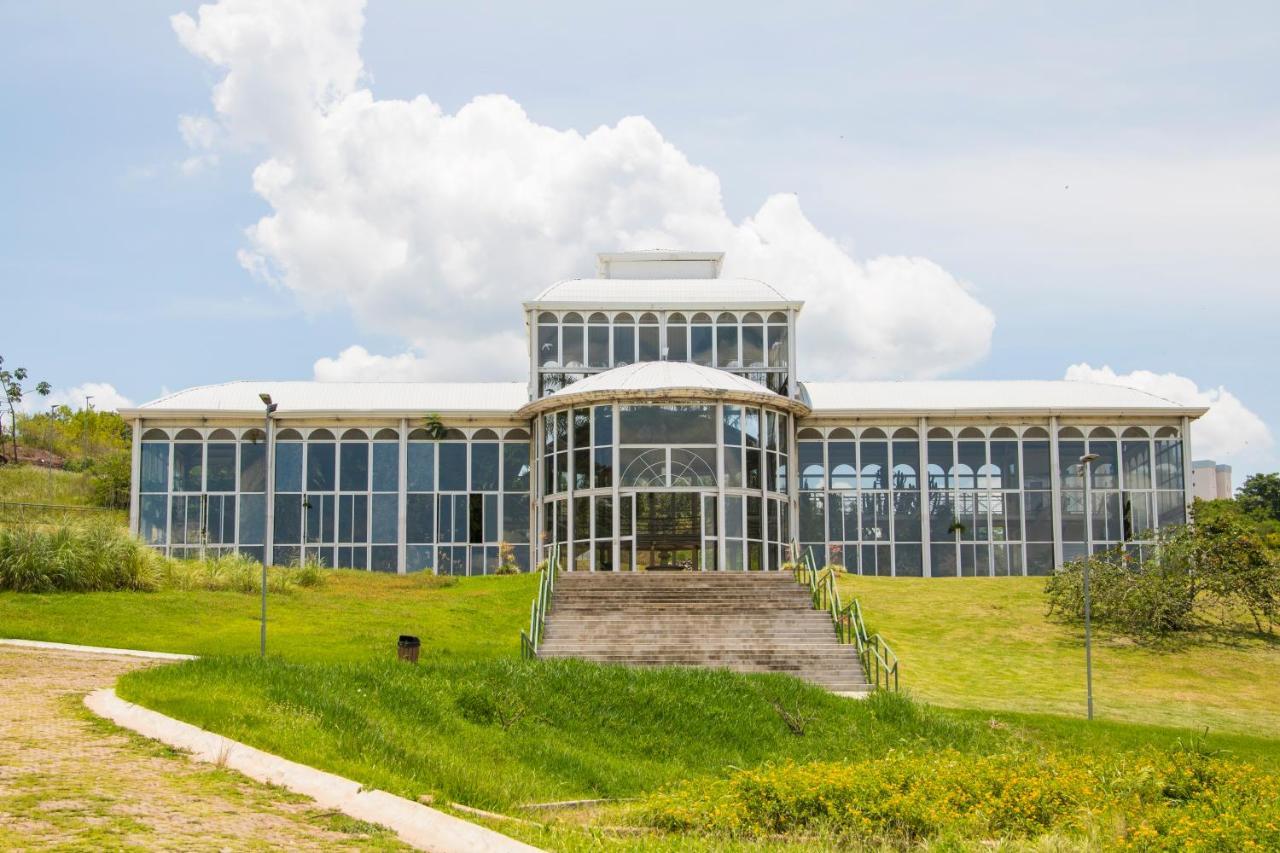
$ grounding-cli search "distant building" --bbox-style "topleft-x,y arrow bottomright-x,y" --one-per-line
1191,460 -> 1233,501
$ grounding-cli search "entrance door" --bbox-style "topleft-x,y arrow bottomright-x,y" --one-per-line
633,492 -> 702,571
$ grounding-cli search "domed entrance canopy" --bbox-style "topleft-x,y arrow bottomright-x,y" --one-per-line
517,362 -> 810,419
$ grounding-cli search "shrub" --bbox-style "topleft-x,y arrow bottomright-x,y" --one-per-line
1046,515 -> 1280,637
637,749 -> 1280,849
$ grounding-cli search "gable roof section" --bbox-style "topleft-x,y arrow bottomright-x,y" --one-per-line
800,380 -> 1206,418
121,380 -> 529,418
528,278 -> 799,309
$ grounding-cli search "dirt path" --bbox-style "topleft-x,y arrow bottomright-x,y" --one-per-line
0,646 -> 407,851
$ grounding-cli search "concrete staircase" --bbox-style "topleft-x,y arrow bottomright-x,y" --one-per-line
536,571 -> 870,695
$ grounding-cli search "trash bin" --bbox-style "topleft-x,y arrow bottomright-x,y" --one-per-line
397,635 -> 420,664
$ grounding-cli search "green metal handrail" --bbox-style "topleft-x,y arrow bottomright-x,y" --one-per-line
520,544 -> 559,660
791,545 -> 899,692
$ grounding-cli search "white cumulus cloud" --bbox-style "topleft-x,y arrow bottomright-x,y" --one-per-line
24,382 -> 135,413
173,0 -> 994,383
1064,364 -> 1272,465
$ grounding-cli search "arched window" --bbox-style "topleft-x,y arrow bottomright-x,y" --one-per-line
373,428 -> 399,440
562,312 -> 585,367
341,428 -> 368,440
690,313 -> 713,366
741,312 -> 764,367
666,312 -> 688,361
928,427 -> 952,439
767,312 -> 788,367
209,428 -> 235,440
472,428 -> 499,440
951,463 -> 976,490
308,429 -> 335,440
537,312 -> 559,368
638,313 -> 660,361
505,428 -> 530,440
175,428 -> 202,440
613,313 -> 635,366
716,312 -> 739,368
977,463 -> 1001,490
587,313 -> 609,368
276,428 -> 303,441
142,428 -> 168,440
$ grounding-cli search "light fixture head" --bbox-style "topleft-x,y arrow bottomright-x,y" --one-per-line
1079,452 -> 1100,464
259,393 -> 273,406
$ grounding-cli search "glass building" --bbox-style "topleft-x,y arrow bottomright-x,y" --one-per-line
122,250 -> 1204,577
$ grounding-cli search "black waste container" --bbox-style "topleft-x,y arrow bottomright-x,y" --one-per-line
397,634 -> 420,664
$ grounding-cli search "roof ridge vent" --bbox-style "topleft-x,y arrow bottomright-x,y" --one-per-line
596,250 -> 723,280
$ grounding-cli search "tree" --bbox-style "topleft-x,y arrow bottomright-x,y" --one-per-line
0,356 -> 51,463
1238,473 -> 1280,523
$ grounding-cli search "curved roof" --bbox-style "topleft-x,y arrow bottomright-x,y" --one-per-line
518,362 -> 809,417
799,380 -> 1206,417
122,380 -> 529,418
528,277 -> 798,308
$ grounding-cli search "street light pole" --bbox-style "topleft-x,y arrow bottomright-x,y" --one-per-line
259,393 -> 277,658
1079,451 -> 1100,721
83,395 -> 94,461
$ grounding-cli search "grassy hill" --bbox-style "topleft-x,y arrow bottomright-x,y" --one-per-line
839,575 -> 1280,737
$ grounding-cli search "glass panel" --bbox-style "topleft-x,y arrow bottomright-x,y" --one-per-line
619,405 -> 715,444
172,443 -> 202,492
471,442 -> 499,491
274,494 -> 302,544
537,321 -> 558,365
722,405 -> 743,446
829,441 -> 856,489
372,492 -> 397,543
503,443 -> 530,491
1155,440 -> 1184,489
140,494 -> 167,544
742,324 -> 764,366
503,494 -> 529,543
140,443 -> 169,493
407,442 -> 435,492
861,442 -> 887,490
716,324 -> 737,367
1022,441 -> 1052,490
439,443 -> 467,491
239,493 -> 265,545
274,442 -> 302,492
799,442 -> 824,490
407,494 -> 434,543
563,323 -> 584,366
690,325 -> 712,366
239,442 -> 266,492
306,443 -> 335,491
613,324 -> 635,365
206,443 -> 236,491
339,442 -> 369,491
666,320 -> 687,361
767,324 -> 788,367
1122,440 -> 1152,490
594,405 -> 613,446
587,325 -> 609,368
638,324 -> 660,361
593,446 -> 612,488
669,448 -> 717,487
372,442 -> 399,492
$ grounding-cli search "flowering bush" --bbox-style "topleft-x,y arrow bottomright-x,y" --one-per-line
637,748 -> 1280,850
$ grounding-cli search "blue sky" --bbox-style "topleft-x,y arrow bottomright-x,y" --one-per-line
2,1 -> 1276,480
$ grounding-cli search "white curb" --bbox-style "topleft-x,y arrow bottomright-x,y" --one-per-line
0,638 -> 197,661
85,689 -> 543,853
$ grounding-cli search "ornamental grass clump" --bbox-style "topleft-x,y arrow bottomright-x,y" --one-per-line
0,522 -> 323,594
0,521 -> 161,592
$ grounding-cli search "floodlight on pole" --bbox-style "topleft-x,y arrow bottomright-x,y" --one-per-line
1079,451 -> 1101,721
259,393 -> 277,658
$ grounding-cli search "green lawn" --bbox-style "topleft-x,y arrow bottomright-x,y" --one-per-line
840,575 -> 1280,738
0,570 -> 535,662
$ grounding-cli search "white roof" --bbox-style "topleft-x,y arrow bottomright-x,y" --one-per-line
519,362 -> 806,416
123,380 -> 529,417
800,380 -> 1206,417
528,277 -> 797,308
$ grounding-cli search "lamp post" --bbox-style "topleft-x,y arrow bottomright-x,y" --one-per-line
1079,451 -> 1100,721
259,393 -> 277,658
83,395 -> 94,461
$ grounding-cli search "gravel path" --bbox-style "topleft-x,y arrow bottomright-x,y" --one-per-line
0,646 -> 405,850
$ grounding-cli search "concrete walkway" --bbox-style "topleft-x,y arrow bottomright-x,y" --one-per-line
0,644 -> 405,850
0,641 -> 542,852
